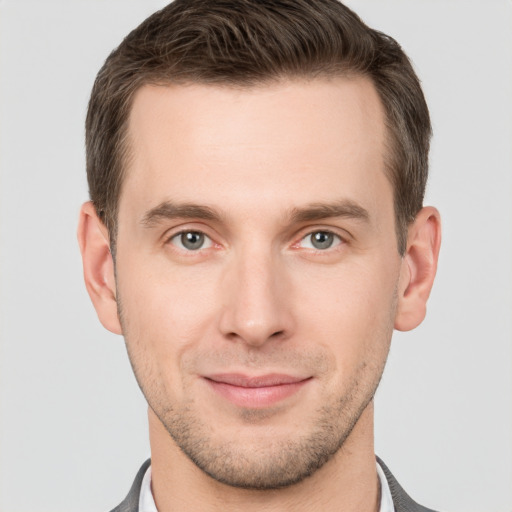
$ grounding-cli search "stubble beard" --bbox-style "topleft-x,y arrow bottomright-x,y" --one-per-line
151,371 -> 382,490
118,295 -> 395,491
127,345 -> 389,490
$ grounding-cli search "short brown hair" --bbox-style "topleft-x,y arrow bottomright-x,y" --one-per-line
86,0 -> 431,255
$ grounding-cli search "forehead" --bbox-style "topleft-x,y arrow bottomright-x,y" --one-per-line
122,77 -> 390,222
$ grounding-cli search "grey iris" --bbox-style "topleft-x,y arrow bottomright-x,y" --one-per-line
181,231 -> 204,250
311,231 -> 334,250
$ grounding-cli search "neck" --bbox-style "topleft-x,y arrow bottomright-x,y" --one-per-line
148,402 -> 380,512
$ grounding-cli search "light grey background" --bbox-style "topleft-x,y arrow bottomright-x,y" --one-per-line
0,1 -> 511,511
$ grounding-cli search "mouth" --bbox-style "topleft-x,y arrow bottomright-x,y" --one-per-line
203,373 -> 312,408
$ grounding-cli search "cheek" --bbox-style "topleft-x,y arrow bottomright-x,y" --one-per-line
292,257 -> 399,365
116,259 -> 226,408
116,253 -> 222,365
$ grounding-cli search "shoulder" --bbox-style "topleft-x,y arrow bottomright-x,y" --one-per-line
109,459 -> 151,512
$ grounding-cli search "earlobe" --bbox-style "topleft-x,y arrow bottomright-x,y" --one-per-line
394,206 -> 442,332
77,202 -> 122,335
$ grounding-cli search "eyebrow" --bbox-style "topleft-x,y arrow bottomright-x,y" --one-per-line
141,199 -> 370,228
141,202 -> 222,227
288,200 -> 370,224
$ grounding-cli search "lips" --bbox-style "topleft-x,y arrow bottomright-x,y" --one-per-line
204,373 -> 311,408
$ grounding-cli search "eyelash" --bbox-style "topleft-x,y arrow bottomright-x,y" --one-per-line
165,228 -> 346,254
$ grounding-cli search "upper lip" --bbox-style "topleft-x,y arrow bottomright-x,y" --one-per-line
205,373 -> 310,388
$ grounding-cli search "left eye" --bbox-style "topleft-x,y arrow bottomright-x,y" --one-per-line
169,231 -> 213,251
299,231 -> 342,250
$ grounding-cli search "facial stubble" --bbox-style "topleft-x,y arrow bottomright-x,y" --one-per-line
118,298 -> 394,492
153,361 -> 386,490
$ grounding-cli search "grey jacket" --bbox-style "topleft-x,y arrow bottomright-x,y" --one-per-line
110,457 -> 439,512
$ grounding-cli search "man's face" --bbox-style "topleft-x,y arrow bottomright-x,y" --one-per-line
115,78 -> 404,488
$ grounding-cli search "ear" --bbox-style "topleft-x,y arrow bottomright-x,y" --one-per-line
394,206 -> 442,331
77,202 -> 122,335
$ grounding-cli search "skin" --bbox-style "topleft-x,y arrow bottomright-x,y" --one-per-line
78,77 -> 441,512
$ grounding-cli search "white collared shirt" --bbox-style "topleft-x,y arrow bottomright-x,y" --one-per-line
139,461 -> 395,512
377,460 -> 395,512
139,465 -> 157,512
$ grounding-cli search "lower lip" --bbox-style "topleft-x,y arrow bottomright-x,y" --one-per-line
205,379 -> 310,408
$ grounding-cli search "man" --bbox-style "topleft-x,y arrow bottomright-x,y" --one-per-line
77,0 -> 441,510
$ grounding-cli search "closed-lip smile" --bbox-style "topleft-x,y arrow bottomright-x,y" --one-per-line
203,373 -> 312,408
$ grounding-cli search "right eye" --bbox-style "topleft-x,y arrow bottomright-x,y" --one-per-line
169,231 -> 213,251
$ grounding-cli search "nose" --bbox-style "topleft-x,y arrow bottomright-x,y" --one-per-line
218,248 -> 295,347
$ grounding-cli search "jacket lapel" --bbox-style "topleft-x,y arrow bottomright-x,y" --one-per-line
109,459 -> 151,512
377,456 -> 439,512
